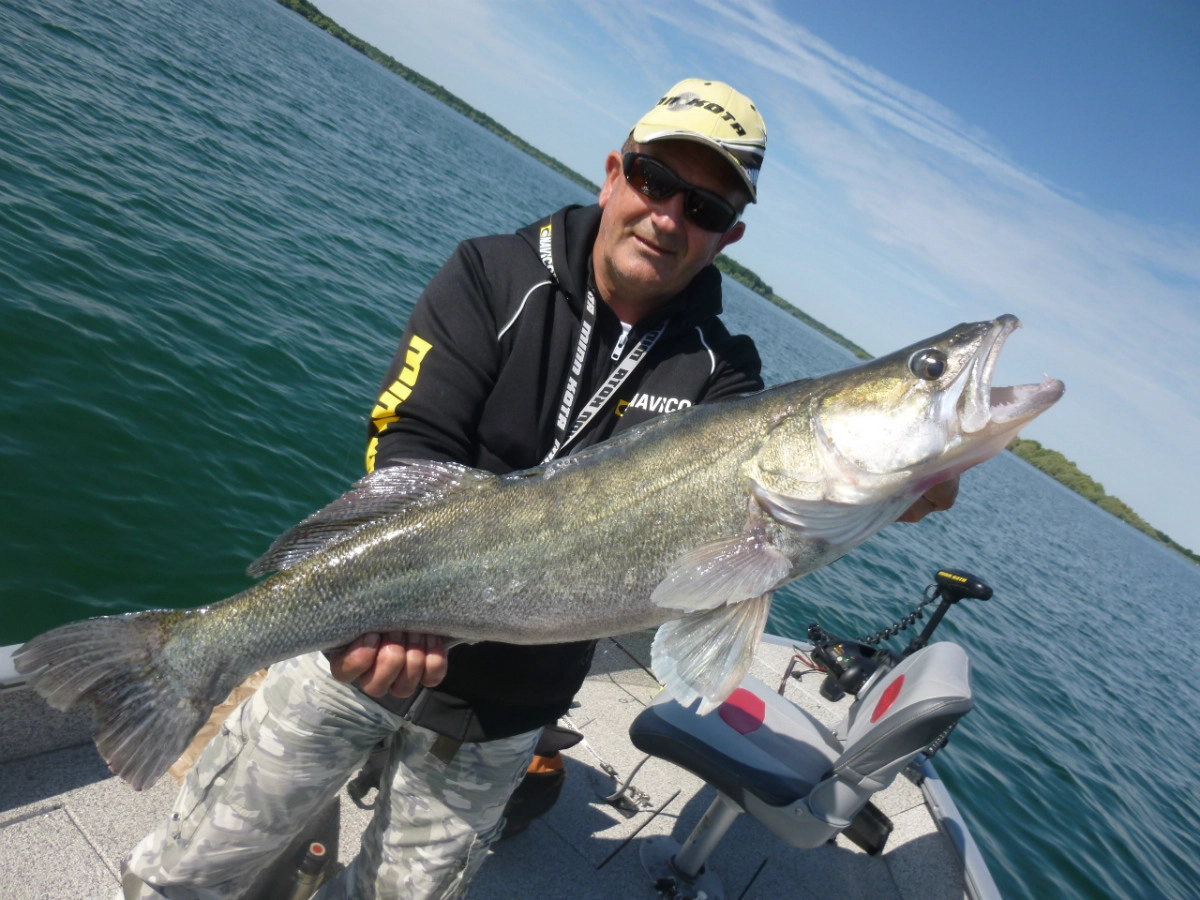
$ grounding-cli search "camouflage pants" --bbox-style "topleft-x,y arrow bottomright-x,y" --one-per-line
122,652 -> 540,900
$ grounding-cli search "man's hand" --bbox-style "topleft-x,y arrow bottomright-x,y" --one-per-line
326,631 -> 448,698
898,476 -> 960,523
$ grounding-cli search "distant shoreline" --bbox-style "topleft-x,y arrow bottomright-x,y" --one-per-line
275,0 -> 1196,566
1008,438 -> 1198,564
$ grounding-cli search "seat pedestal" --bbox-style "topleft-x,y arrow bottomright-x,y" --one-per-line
640,791 -> 741,898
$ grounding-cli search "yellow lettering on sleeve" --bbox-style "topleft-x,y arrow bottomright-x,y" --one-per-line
366,333 -> 434,472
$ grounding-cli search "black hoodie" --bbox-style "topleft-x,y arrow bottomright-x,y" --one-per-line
363,204 -> 763,740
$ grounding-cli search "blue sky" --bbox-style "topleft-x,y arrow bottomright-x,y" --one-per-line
315,0 -> 1200,552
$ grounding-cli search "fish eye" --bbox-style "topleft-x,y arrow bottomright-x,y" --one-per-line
909,348 -> 948,381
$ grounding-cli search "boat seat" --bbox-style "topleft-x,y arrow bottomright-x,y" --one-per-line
629,642 -> 974,899
629,674 -> 841,809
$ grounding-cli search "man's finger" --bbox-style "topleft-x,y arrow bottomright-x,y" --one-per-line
924,476 -> 960,511
326,632 -> 381,683
898,476 -> 961,523
418,634 -> 448,689
359,632 -> 411,697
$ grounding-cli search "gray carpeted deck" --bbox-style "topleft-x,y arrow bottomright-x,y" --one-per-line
1,634 -> 972,899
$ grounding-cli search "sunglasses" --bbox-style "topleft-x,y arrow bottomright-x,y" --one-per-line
622,152 -> 741,234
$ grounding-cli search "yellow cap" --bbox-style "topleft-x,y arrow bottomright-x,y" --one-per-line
630,79 -> 767,201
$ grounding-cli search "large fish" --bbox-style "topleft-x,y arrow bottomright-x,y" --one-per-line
15,315 -> 1062,789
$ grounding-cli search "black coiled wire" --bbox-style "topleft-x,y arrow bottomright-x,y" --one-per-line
859,584 -> 940,645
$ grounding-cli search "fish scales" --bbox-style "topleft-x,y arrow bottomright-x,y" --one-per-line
14,315 -> 1064,789
227,389 -> 780,654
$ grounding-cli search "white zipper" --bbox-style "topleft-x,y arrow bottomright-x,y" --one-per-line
611,324 -> 632,361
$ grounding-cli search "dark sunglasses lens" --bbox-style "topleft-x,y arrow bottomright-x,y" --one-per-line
623,153 -> 738,233
683,189 -> 737,233
626,154 -> 679,200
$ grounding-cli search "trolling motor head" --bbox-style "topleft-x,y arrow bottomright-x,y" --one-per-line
932,568 -> 993,603
903,568 -> 992,656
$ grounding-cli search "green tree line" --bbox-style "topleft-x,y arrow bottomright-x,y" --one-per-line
1009,438 -> 1197,564
712,257 -> 872,359
276,0 -> 1196,566
275,0 -> 599,194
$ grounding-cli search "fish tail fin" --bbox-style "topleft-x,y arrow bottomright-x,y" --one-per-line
651,593 -> 773,715
13,611 -> 219,790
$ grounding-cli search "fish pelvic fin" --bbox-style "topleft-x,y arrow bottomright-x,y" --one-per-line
650,534 -> 792,611
651,592 -> 772,714
13,612 -> 221,791
249,460 -> 496,576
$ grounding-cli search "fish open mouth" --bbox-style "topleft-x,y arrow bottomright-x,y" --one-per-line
960,315 -> 1065,433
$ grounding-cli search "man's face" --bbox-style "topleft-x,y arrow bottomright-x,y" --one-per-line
593,140 -> 747,320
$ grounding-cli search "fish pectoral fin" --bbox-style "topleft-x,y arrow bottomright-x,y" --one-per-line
752,483 -> 911,548
249,460 -> 496,576
651,593 -> 772,714
650,534 -> 792,611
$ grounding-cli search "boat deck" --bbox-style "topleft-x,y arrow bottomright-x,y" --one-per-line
0,634 -> 978,899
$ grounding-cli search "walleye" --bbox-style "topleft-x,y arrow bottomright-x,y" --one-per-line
15,316 -> 1062,790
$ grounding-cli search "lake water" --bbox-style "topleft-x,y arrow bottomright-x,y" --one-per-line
3,1 -> 1198,897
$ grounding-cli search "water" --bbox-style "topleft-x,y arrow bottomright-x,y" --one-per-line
3,1 -> 1198,897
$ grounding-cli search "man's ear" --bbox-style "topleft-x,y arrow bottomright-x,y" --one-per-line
597,151 -> 623,208
708,220 -> 746,262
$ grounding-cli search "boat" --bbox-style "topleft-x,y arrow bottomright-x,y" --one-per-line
0,569 -> 1001,899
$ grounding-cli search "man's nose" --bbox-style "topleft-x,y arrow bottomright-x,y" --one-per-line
648,190 -> 687,233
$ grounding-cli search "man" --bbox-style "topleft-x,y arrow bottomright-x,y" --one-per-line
122,78 -> 953,899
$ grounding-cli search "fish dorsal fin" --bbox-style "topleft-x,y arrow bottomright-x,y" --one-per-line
751,483 -> 911,550
651,593 -> 772,714
650,533 -> 792,611
248,460 -> 493,576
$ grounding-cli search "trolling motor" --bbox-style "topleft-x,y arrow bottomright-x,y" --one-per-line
807,567 -> 993,703
629,567 -> 992,900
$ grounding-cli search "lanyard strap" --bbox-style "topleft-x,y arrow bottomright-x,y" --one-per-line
543,290 -> 667,464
